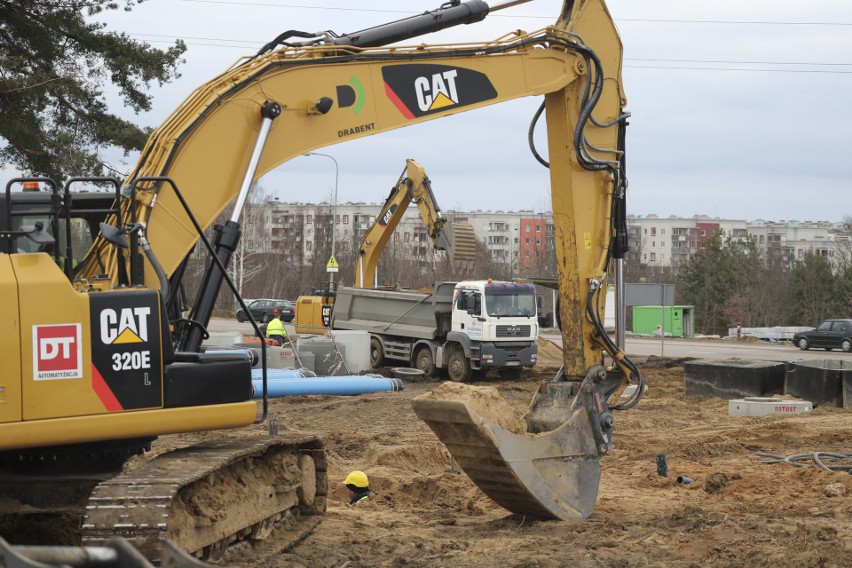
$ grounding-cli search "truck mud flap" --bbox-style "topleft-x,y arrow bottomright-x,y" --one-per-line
411,366 -> 614,520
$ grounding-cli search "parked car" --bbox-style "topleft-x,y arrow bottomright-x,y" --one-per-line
236,299 -> 295,323
793,319 -> 852,352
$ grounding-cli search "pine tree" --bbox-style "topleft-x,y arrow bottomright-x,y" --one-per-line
0,0 -> 185,181
786,251 -> 835,326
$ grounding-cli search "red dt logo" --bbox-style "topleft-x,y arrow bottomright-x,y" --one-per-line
33,324 -> 82,380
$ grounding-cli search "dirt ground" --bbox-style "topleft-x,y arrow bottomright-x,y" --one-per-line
167,339 -> 851,568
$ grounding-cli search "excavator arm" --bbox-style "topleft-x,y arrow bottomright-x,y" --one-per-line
74,0 -> 640,520
355,158 -> 476,288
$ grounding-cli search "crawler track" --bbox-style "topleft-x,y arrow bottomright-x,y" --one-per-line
81,434 -> 326,563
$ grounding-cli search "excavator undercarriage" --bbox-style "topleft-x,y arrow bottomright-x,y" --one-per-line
0,435 -> 326,563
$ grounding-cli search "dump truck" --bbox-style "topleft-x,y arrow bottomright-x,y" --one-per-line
294,158 -> 477,334
331,280 -> 538,381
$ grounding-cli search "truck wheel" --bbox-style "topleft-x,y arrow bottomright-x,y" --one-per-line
370,338 -> 385,368
447,347 -> 472,382
498,367 -> 522,380
415,346 -> 436,377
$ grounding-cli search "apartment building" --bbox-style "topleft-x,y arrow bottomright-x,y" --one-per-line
629,215 -> 748,269
627,215 -> 852,270
257,200 -> 849,272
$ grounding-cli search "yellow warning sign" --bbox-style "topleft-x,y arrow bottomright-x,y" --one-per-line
326,256 -> 339,272
583,232 -> 592,250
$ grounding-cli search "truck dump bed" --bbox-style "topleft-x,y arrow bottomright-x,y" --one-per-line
332,282 -> 456,339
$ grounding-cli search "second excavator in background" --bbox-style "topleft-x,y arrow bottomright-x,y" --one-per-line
353,158 -> 477,289
295,158 -> 477,333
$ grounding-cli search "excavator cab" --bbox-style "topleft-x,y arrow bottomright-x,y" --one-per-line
295,281 -> 337,334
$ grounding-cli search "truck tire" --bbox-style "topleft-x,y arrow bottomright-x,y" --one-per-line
447,346 -> 472,382
370,337 -> 385,368
415,346 -> 436,377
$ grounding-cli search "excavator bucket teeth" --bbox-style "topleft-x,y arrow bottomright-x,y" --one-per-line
411,370 -> 613,520
438,221 -> 477,271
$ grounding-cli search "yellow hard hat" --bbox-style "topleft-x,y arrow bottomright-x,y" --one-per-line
343,470 -> 369,489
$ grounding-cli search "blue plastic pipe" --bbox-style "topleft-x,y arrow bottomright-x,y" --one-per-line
250,376 -> 404,398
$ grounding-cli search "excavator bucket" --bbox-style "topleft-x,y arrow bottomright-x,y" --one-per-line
437,221 -> 477,272
411,366 -> 615,520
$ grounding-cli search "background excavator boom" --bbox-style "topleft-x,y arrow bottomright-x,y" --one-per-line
355,158 -> 476,289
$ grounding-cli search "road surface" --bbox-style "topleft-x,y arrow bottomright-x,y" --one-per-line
208,317 -> 846,363
539,331 -> 850,363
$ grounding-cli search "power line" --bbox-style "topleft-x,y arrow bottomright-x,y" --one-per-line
618,17 -> 852,27
625,65 -> 852,75
177,0 -> 409,13
627,57 -> 852,68
173,0 -> 852,27
131,34 -> 852,73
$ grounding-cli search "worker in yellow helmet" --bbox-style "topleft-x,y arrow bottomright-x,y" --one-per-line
343,470 -> 370,505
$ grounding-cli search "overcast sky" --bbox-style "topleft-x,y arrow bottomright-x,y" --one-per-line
10,0 -> 852,223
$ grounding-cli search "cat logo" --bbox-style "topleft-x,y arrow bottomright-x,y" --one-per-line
414,69 -> 459,112
383,64 -> 497,119
379,204 -> 398,227
100,307 -> 151,345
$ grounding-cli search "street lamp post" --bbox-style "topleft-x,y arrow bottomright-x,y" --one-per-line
303,152 -> 339,287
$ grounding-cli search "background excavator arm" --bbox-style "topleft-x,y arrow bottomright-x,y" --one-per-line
355,158 -> 477,288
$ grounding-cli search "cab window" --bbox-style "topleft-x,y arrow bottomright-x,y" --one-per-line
456,290 -> 481,316
17,214 -> 95,265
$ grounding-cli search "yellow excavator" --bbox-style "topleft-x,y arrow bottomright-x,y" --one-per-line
355,158 -> 477,288
295,158 -> 477,332
0,0 -> 642,563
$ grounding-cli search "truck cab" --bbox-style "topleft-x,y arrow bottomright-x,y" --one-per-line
331,279 -> 538,381
451,280 -> 538,376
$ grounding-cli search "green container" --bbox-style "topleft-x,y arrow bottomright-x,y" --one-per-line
632,305 -> 693,337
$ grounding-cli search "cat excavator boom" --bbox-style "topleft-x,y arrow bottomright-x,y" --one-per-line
0,1 -> 641,563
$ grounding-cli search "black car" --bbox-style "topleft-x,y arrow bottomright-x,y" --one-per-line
793,319 -> 852,352
236,299 -> 295,323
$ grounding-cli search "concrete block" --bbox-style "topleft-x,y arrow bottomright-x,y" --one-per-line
785,360 -> 848,408
684,359 -> 786,400
620,384 -> 648,399
262,346 -> 315,372
728,397 -> 813,417
296,339 -> 347,376
205,332 -> 244,348
326,330 -> 371,373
